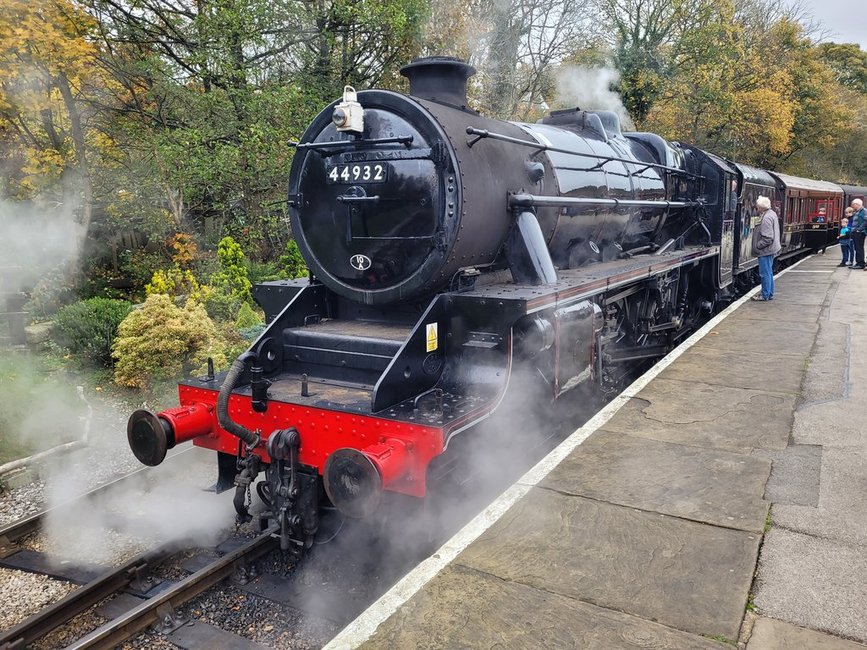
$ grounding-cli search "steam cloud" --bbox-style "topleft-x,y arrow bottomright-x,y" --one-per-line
41,447 -> 233,566
0,199 -> 84,293
555,65 -> 635,131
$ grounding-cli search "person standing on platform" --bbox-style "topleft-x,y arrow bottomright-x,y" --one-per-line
837,215 -> 855,266
851,199 -> 867,269
751,196 -> 781,301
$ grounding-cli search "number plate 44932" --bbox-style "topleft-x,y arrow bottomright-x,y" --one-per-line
326,163 -> 389,184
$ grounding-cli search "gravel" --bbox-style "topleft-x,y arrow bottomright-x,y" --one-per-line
0,568 -> 77,630
178,586 -> 338,649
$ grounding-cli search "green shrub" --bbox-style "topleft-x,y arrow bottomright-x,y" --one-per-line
211,236 -> 252,304
234,302 -> 263,330
246,260 -> 281,283
53,298 -> 133,367
24,265 -> 80,321
202,287 -> 241,322
279,239 -> 308,279
112,294 -> 227,389
145,265 -> 203,303
118,249 -> 169,296
222,329 -> 251,362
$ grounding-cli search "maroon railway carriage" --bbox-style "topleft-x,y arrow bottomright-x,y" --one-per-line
769,173 -> 844,253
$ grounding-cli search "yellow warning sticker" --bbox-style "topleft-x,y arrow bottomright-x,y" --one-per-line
425,322 -> 438,353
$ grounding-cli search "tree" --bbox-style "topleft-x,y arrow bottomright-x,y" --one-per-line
637,0 -> 853,169
420,0 -> 595,119
85,0 -> 313,239
82,0 -> 426,257
597,0 -> 716,121
302,0 -> 427,93
818,43 -> 867,95
770,21 -> 853,168
642,2 -> 795,161
0,0 -> 118,242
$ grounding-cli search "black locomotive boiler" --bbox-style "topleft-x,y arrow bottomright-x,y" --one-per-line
126,57 -> 805,552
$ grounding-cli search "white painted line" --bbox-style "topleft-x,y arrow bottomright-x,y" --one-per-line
324,254 -> 814,649
786,270 -> 834,273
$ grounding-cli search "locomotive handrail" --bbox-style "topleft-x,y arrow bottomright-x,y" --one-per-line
466,127 -> 702,179
290,135 -> 414,150
509,193 -> 702,210
336,194 -> 381,204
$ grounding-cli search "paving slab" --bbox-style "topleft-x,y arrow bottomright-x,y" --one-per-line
656,344 -> 806,394
747,617 -> 867,649
456,488 -> 760,641
599,378 -> 794,453
753,527 -> 867,643
726,302 -> 822,323
791,401 -> 864,448
540,431 -> 770,532
359,564 -> 727,649
698,320 -> 817,357
758,286 -> 829,306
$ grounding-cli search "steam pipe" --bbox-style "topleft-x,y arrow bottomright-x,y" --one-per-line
217,352 -> 260,449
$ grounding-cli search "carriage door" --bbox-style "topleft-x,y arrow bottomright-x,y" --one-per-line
719,173 -> 736,287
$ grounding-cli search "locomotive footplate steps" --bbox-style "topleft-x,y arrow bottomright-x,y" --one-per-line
325,253 -> 867,649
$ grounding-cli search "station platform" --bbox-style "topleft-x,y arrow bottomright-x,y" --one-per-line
325,252 -> 867,650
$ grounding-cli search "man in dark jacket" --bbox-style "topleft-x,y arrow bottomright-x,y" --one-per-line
850,198 -> 867,269
751,196 -> 782,301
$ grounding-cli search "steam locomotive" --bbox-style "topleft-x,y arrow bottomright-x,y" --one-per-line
127,57 -> 859,553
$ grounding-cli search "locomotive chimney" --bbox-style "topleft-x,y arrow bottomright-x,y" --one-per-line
400,56 -> 476,109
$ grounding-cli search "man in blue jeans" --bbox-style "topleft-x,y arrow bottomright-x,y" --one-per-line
751,196 -> 781,301
852,198 -> 867,269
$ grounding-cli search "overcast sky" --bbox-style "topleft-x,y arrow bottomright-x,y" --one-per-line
798,0 -> 867,49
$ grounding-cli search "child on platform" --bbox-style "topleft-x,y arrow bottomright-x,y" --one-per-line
839,214 -> 853,266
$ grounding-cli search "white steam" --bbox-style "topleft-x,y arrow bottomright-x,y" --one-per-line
555,65 -> 635,131
0,199 -> 84,293
41,447 -> 233,566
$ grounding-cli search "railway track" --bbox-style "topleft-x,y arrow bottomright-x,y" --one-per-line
0,528 -> 278,649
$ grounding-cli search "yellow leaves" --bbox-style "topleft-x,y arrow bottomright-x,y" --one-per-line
113,293 -> 228,389
0,0 -> 100,80
20,145 -> 67,181
639,3 -> 851,166
0,0 -> 117,198
90,130 -> 119,157
738,87 -> 794,154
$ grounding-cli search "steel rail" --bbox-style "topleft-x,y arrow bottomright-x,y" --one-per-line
0,543 -> 178,649
64,528 -> 279,650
